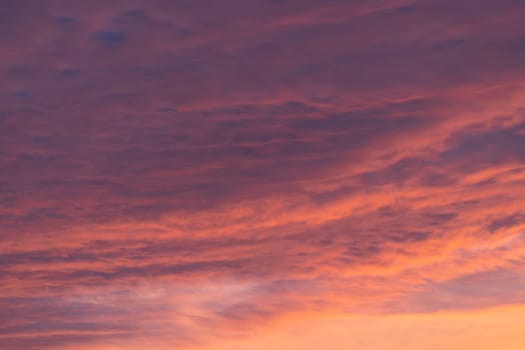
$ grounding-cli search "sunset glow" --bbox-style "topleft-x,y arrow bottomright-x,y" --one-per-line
1,1 -> 525,349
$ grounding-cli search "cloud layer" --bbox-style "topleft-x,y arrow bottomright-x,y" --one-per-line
1,0 -> 525,349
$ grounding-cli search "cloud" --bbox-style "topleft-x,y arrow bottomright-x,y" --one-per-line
1,0 -> 525,349
94,31 -> 126,43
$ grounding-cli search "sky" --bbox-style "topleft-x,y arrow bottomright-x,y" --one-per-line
1,0 -> 525,349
